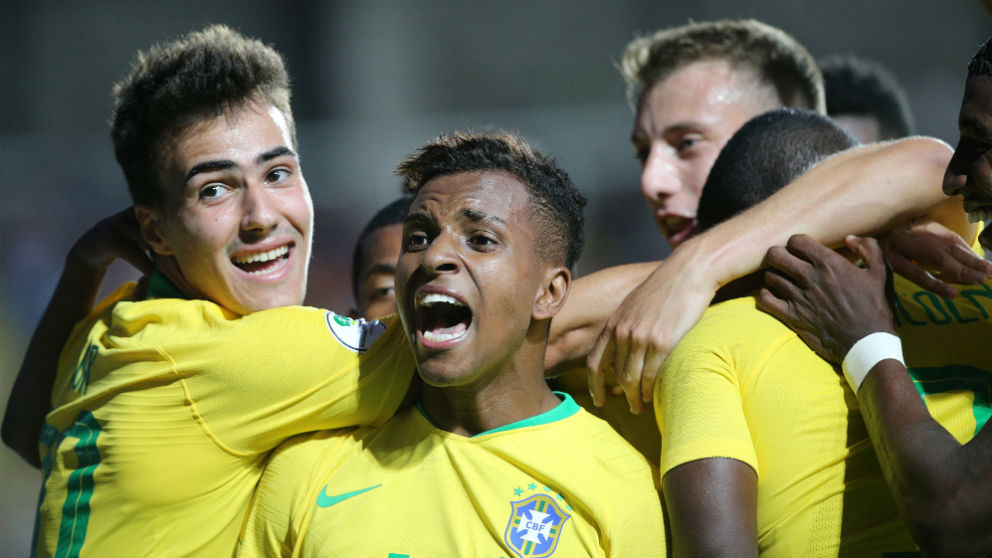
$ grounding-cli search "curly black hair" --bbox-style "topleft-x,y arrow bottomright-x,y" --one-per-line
396,132 -> 586,269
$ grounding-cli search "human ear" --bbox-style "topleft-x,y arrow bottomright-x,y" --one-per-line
533,266 -> 570,320
134,205 -> 174,256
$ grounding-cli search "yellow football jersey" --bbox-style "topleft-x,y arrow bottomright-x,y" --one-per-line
892,273 -> 992,441
658,272 -> 992,557
34,272 -> 415,558
659,297 -> 916,557
554,369 -> 661,478
239,394 -> 666,558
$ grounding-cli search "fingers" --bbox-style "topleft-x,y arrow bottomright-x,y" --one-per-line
641,349 -> 666,406
885,247 -> 957,299
946,243 -> 992,283
585,330 -> 612,407
763,267 -> 804,304
763,242 -> 817,287
609,322 -> 643,414
755,287 -> 789,322
120,245 -> 155,275
617,339 -> 645,414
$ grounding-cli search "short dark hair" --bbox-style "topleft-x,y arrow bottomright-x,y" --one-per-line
351,194 -> 414,302
111,24 -> 295,207
967,37 -> 992,78
697,108 -> 857,231
820,54 -> 915,140
620,19 -> 824,113
396,132 -> 586,269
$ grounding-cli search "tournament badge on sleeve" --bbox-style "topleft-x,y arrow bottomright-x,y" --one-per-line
504,494 -> 571,558
324,312 -> 388,353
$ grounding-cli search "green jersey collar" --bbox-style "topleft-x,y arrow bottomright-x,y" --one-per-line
146,270 -> 189,300
416,392 -> 580,437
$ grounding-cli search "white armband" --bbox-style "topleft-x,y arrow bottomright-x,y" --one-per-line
842,332 -> 904,393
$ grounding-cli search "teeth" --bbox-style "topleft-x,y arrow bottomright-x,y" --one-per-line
968,210 -> 992,225
419,293 -> 464,307
232,246 -> 289,265
422,329 -> 466,343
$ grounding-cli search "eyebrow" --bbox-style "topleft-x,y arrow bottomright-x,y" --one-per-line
362,262 -> 396,280
460,208 -> 507,226
403,212 -> 433,228
185,146 -> 297,182
631,122 -> 703,144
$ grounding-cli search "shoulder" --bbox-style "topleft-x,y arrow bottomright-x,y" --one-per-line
565,409 -> 657,479
666,296 -> 794,373
690,297 -> 790,341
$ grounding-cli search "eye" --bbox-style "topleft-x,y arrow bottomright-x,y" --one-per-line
404,231 -> 429,251
198,183 -> 230,201
469,232 -> 498,250
265,167 -> 291,184
675,134 -> 703,153
370,286 -> 395,300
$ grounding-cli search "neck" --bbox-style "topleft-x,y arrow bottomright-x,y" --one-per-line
419,338 -> 561,437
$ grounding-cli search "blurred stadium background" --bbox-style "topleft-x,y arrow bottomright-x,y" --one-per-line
1,1 -> 988,553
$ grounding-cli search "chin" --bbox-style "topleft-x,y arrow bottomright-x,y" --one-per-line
415,360 -> 472,388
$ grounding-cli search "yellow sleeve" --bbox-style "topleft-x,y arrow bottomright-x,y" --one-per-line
656,301 -> 759,478
237,431 -> 340,558
161,306 -> 414,455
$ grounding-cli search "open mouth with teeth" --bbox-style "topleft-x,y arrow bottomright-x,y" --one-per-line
416,292 -> 473,347
231,245 -> 291,275
658,215 -> 698,246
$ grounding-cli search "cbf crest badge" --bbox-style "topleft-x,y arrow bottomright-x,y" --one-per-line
504,494 -> 571,558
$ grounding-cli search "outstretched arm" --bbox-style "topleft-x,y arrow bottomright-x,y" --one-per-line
758,234 -> 992,557
2,208 -> 152,467
587,137 -> 979,413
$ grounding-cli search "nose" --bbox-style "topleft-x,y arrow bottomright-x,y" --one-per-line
240,183 -> 279,237
942,147 -> 968,197
640,146 -> 681,205
419,230 -> 459,275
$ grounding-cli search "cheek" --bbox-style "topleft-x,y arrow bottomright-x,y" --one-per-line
285,191 -> 314,229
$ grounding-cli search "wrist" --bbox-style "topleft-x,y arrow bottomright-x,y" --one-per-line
668,234 -> 721,291
842,332 -> 904,393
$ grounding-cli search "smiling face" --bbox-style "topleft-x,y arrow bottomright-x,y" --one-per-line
632,60 -> 776,247
395,171 -> 564,388
137,101 -> 313,315
944,74 -> 992,250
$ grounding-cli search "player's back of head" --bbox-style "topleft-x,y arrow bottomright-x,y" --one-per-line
698,108 -> 858,231
820,54 -> 915,141
620,19 -> 824,113
396,131 -> 586,269
111,24 -> 294,207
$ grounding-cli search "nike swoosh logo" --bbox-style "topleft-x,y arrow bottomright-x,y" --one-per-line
316,484 -> 382,508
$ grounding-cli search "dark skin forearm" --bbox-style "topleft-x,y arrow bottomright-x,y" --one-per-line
2,259 -> 107,467
858,361 -> 992,557
2,208 -> 152,467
